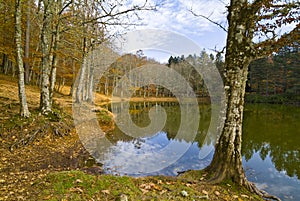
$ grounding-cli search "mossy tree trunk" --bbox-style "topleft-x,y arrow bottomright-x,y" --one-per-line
205,0 -> 298,200
206,0 -> 254,181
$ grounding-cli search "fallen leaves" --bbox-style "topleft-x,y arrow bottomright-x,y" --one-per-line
139,182 -> 162,193
101,189 -> 110,194
215,190 -> 221,196
69,187 -> 83,193
75,179 -> 83,184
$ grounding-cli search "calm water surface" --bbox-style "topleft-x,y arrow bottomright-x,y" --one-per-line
99,102 -> 300,201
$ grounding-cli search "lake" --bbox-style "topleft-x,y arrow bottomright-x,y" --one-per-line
98,102 -> 300,201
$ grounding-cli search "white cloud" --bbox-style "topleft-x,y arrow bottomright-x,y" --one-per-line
109,0 -> 228,60
134,0 -> 228,49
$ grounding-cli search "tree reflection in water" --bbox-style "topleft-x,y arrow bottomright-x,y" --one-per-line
243,104 -> 300,179
102,102 -> 300,200
242,104 -> 300,200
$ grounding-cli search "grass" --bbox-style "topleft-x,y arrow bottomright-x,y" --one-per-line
31,170 -> 263,201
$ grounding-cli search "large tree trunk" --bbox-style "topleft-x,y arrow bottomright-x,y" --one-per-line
204,1 -> 280,200
206,0 -> 251,183
206,61 -> 249,184
15,0 -> 30,117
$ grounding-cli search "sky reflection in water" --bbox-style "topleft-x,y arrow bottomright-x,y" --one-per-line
100,103 -> 300,201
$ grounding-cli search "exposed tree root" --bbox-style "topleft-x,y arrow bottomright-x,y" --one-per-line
9,121 -> 71,151
206,171 -> 281,201
244,181 -> 281,201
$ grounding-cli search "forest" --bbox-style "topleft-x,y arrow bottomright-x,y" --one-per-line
0,0 -> 299,201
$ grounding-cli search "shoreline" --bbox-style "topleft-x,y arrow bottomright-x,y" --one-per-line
98,96 -> 211,104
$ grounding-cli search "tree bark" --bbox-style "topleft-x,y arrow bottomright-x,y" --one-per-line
205,0 -> 256,192
49,0 -> 62,105
40,0 -> 52,113
204,1 -> 281,200
15,0 -> 30,117
75,55 -> 87,103
24,0 -> 31,84
86,52 -> 95,103
49,23 -> 60,106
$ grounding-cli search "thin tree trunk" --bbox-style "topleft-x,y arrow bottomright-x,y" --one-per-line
87,53 -> 95,103
49,24 -> 60,105
40,0 -> 52,113
24,0 -> 31,84
49,0 -> 62,104
1,54 -> 5,73
3,54 -> 9,74
15,0 -> 30,117
76,55 -> 87,103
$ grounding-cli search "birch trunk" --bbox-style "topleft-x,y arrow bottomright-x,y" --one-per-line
24,0 -> 31,84
86,54 -> 95,103
40,0 -> 52,113
49,24 -> 60,105
49,0 -> 62,104
75,55 -> 87,103
15,0 -> 30,117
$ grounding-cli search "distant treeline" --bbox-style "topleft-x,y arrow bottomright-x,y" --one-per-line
246,46 -> 300,105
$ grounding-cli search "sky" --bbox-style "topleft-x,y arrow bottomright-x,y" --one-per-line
120,0 -> 230,62
110,0 -> 298,62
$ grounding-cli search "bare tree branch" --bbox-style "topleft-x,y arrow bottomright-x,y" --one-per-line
190,9 -> 227,33
58,0 -> 73,16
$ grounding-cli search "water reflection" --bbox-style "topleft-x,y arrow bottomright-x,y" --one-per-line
103,131 -> 213,176
242,104 -> 300,200
98,102 -> 300,200
106,101 -> 212,144
102,101 -> 214,175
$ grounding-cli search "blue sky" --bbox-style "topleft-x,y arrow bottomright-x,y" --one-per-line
123,0 -> 229,62
113,0 -> 298,62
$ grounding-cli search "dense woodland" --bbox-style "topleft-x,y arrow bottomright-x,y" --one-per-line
247,46 -> 300,104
